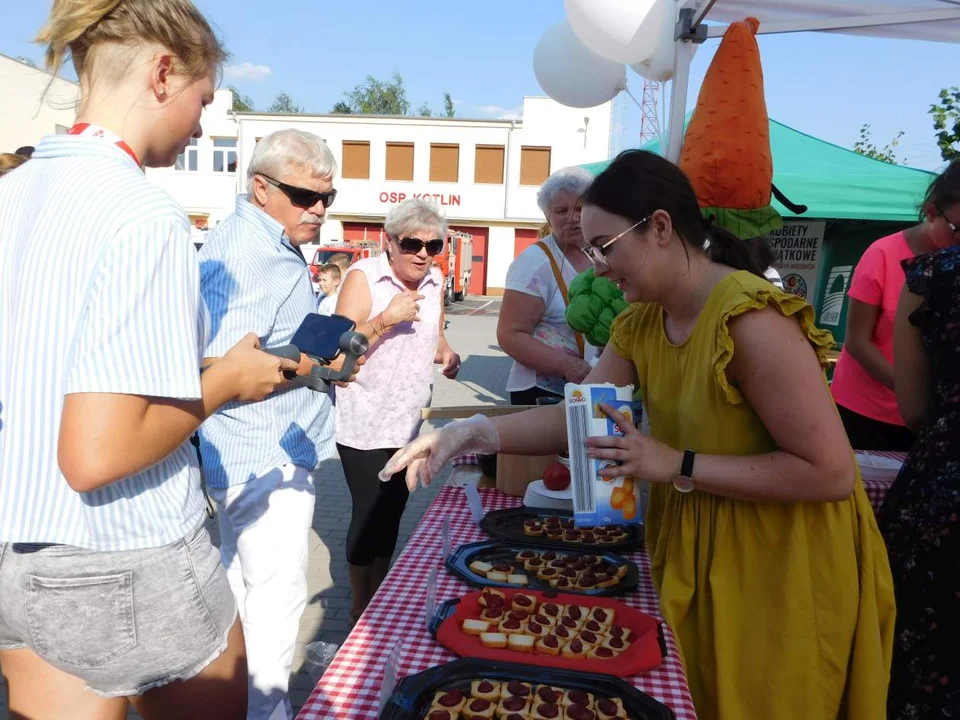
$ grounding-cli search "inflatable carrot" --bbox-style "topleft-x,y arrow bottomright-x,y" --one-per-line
679,17 -> 783,238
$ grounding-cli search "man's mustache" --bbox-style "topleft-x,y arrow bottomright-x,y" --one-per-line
300,213 -> 324,225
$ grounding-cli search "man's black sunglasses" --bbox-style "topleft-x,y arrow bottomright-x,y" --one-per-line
259,174 -> 337,209
397,236 -> 445,256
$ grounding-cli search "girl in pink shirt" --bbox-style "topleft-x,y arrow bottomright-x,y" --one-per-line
832,164 -> 960,450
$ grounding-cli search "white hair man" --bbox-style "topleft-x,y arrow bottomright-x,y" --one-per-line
197,129 -> 342,720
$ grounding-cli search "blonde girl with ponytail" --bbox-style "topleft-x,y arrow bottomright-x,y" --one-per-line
0,2 -> 301,718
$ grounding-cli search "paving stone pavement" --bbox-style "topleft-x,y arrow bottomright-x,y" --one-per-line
0,300 -> 508,719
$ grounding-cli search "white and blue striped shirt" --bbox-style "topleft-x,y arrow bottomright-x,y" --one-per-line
0,135 -> 208,551
197,197 -> 335,488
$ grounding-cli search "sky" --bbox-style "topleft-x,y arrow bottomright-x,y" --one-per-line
2,0 -> 957,170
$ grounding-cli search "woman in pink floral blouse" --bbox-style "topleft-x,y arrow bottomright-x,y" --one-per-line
334,198 -> 461,621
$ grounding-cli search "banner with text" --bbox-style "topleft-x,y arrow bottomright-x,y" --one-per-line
769,221 -> 826,302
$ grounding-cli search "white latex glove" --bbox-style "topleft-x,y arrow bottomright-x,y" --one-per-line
379,414 -> 500,492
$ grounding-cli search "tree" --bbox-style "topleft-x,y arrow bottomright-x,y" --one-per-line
930,86 -> 960,162
444,92 -> 455,118
853,124 -> 905,164
228,86 -> 255,112
340,71 -> 410,115
417,101 -> 433,117
330,101 -> 353,114
268,92 -> 304,114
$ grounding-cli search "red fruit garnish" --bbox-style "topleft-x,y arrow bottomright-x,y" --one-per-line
536,703 -> 560,719
504,696 -> 526,711
598,698 -> 619,714
538,687 -> 560,703
439,690 -> 464,706
507,681 -> 530,697
568,705 -> 596,720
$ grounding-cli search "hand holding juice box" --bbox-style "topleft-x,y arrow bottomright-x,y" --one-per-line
563,383 -> 645,527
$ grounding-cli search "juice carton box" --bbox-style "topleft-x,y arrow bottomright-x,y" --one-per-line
563,383 -> 645,527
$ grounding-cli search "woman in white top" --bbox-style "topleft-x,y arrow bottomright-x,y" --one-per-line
0,2 -> 297,718
498,167 -> 597,405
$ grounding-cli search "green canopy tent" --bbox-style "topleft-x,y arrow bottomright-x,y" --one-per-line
582,117 -> 935,222
581,118 -> 937,344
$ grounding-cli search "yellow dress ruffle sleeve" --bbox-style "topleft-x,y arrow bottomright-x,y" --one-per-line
610,271 -> 894,720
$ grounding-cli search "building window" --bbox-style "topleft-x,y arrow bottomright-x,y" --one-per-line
213,138 -> 237,173
430,144 -> 459,183
176,138 -> 199,172
520,146 -> 552,186
474,145 -> 505,184
385,142 -> 414,181
342,141 -> 370,179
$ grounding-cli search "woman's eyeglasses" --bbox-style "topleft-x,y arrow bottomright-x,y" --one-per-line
936,204 -> 960,238
259,174 -> 337,209
397,237 -> 445,257
581,215 -> 651,270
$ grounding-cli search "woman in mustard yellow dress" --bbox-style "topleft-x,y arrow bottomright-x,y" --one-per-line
384,150 -> 895,719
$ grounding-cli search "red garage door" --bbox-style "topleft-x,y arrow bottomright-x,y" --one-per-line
450,225 -> 488,296
514,228 -> 540,258
342,222 -> 384,243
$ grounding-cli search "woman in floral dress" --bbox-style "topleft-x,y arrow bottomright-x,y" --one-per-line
880,168 -> 960,717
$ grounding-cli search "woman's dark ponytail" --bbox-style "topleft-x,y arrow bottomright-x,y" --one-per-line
705,219 -> 767,278
585,150 -> 768,279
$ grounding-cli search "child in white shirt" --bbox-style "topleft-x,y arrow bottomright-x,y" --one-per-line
317,264 -> 342,315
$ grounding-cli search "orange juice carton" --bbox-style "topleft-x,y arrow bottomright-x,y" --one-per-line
564,383 -> 645,526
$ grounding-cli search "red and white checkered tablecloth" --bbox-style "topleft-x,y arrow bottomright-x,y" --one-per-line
856,450 -> 906,513
297,486 -> 698,720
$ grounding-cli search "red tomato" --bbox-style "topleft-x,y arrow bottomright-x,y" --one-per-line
543,462 -> 571,491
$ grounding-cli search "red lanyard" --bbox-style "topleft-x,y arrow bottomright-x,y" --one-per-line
68,123 -> 141,167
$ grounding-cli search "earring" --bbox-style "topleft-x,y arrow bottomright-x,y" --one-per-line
158,89 -> 166,98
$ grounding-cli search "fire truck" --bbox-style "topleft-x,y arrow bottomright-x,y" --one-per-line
436,230 -> 473,305
308,241 -> 381,286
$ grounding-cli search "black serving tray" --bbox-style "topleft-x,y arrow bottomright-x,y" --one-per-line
428,598 -> 461,638
446,540 -> 638,597
481,507 -> 643,552
379,657 -> 676,719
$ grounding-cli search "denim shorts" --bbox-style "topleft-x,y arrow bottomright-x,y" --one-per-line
0,524 -> 237,697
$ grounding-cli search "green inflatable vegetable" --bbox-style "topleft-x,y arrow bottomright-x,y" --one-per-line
565,267 -> 629,348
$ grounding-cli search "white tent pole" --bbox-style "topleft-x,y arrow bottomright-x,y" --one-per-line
704,8 -> 960,38
666,41 -> 695,162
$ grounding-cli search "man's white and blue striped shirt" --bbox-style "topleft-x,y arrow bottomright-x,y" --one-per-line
197,197 -> 335,489
0,135 -> 209,551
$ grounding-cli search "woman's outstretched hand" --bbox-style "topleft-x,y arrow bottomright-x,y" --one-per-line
380,414 -> 500,492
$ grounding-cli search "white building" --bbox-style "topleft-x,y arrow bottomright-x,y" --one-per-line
151,94 -> 613,294
1,51 -> 613,295
0,53 -> 79,150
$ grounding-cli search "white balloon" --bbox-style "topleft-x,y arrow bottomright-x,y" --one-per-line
630,2 -> 689,82
565,0 -> 666,65
533,21 -> 626,109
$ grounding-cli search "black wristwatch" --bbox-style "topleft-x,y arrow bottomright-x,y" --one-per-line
672,449 -> 696,493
